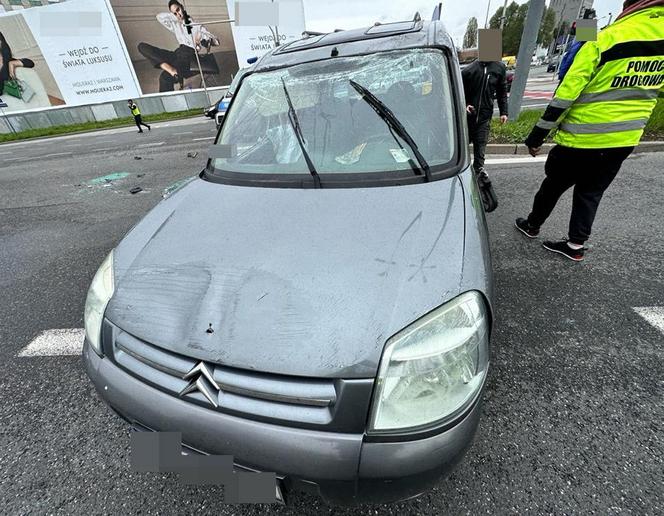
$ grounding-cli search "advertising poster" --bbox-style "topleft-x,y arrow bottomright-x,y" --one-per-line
0,11 -> 65,113
108,0 -> 239,94
0,0 -> 308,115
226,0 -> 306,68
21,0 -> 141,105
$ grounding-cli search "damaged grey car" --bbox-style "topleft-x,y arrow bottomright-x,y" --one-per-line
83,18 -> 494,505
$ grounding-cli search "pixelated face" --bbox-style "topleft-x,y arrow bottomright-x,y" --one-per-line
576,19 -> 598,42
170,3 -> 184,21
478,29 -> 502,62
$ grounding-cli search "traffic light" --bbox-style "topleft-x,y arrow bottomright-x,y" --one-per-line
583,8 -> 596,19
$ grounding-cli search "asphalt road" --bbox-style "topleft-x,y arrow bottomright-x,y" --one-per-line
1,122 -> 662,515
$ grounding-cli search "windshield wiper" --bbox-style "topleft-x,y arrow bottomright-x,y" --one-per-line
281,78 -> 321,188
349,80 -> 432,182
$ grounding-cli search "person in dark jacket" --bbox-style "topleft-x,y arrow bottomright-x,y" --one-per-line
462,60 -> 509,175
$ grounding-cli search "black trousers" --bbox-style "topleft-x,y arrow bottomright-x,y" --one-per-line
467,115 -> 491,173
137,43 -> 195,92
527,144 -> 634,244
134,115 -> 150,131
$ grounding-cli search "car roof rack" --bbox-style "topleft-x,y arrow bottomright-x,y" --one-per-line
276,17 -> 424,55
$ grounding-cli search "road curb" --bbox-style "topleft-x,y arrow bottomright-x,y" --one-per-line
481,142 -> 664,155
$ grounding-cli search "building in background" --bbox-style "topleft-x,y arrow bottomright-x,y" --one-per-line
549,0 -> 594,26
547,0 -> 595,60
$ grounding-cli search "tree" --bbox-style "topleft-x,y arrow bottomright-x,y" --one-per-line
489,1 -> 518,30
488,1 -> 526,56
463,17 -> 478,49
537,7 -> 557,48
504,3 -> 528,55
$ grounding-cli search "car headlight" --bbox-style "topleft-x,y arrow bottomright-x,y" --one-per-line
84,251 -> 114,355
369,291 -> 490,433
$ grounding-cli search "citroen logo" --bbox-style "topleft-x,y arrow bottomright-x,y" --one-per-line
179,362 -> 221,407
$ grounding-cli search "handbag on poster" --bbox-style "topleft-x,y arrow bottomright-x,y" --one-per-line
17,79 -> 35,102
4,79 -> 22,99
2,79 -> 35,102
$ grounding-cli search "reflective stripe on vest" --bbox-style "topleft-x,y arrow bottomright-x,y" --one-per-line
575,88 -> 661,104
550,97 -> 574,109
559,118 -> 648,134
536,120 -> 559,130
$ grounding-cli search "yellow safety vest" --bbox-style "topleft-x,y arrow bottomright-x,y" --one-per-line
537,7 -> 664,149
130,104 -> 141,116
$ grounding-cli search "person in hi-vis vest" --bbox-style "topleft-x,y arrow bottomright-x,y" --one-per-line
515,0 -> 664,262
128,100 -> 151,133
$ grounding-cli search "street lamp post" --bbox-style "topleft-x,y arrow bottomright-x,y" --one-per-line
550,2 -> 566,58
270,0 -> 280,47
499,0 -> 509,29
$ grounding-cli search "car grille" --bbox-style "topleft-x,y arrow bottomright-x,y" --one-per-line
103,320 -> 373,432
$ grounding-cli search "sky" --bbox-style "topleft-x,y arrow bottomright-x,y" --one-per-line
302,0 -> 626,47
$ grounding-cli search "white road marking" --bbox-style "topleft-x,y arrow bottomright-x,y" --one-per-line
522,103 -> 550,108
18,328 -> 85,357
633,307 -> 664,335
175,131 -> 193,135
193,137 -> 214,141
136,142 -> 166,148
485,156 -> 548,165
41,152 -> 72,158
492,103 -> 550,112
103,127 -> 141,136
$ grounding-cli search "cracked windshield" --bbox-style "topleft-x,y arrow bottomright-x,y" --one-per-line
213,49 -> 457,175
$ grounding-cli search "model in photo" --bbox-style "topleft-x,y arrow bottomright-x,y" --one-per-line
137,0 -> 220,92
0,30 -> 34,95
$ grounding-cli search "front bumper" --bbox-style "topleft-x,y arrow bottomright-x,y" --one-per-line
83,340 -> 482,505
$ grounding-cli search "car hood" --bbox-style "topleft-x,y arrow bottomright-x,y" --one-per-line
107,177 -> 467,379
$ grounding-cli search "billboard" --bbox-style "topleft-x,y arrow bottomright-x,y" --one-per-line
109,0 -> 239,94
227,0 -> 306,68
0,11 -> 64,113
0,0 -> 305,114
